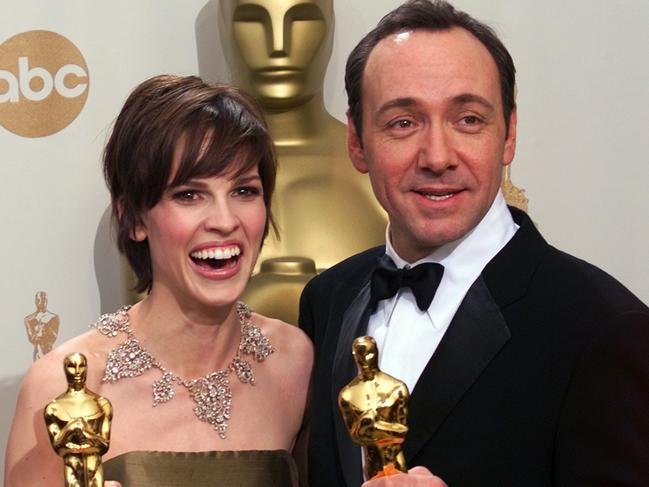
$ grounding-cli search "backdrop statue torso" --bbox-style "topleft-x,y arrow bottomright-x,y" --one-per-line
220,0 -> 386,324
259,109 -> 385,270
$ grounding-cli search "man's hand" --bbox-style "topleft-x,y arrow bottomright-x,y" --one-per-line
361,466 -> 448,486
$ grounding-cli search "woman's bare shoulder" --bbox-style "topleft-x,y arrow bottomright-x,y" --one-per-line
17,330 -> 106,405
251,312 -> 313,366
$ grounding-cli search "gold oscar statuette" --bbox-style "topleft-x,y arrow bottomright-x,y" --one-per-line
44,352 -> 113,487
338,336 -> 409,480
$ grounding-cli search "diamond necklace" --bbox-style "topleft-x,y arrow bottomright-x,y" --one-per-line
92,301 -> 274,439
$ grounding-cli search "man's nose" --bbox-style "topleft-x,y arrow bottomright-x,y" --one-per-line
417,123 -> 455,174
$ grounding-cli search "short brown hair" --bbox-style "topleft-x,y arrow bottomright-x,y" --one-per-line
103,75 -> 277,293
346,0 -> 516,141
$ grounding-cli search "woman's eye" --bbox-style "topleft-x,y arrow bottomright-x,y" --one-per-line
233,186 -> 261,198
172,190 -> 199,201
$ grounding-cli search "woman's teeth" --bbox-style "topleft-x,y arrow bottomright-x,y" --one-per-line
190,246 -> 241,260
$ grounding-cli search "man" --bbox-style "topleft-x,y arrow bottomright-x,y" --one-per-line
299,1 -> 649,486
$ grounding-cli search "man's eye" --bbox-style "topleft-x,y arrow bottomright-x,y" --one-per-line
389,119 -> 413,129
460,115 -> 483,125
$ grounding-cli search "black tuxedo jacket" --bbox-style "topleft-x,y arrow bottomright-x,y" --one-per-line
299,208 -> 649,487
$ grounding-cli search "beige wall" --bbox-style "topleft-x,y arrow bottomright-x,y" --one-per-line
2,0 -> 648,476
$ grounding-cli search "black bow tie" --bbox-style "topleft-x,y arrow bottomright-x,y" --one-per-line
370,256 -> 445,312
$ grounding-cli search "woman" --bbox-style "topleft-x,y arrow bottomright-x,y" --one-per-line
5,75 -> 313,486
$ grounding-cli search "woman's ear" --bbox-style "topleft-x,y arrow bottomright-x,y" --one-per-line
117,199 -> 147,242
132,223 -> 147,242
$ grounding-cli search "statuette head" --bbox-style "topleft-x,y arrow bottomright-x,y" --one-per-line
221,0 -> 334,108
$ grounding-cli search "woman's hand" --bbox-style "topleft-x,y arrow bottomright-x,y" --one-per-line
106,481 -> 123,487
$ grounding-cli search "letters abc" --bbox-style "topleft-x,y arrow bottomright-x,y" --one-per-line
0,30 -> 90,137
0,57 -> 88,103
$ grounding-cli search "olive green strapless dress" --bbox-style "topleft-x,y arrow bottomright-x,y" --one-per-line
103,450 -> 298,487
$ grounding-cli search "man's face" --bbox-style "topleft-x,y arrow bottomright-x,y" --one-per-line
348,28 -> 517,262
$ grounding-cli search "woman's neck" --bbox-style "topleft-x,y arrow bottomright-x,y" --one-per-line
128,289 -> 242,378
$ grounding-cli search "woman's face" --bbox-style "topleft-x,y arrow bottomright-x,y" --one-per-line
134,149 -> 267,311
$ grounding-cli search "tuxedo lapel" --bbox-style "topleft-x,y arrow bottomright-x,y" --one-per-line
404,275 -> 511,461
331,280 -> 373,487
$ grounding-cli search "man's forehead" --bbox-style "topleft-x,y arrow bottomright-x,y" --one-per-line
368,27 -> 490,61
362,27 -> 501,110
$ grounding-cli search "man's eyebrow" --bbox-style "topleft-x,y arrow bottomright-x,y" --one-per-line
375,97 -> 418,117
375,94 -> 496,117
453,93 -> 495,111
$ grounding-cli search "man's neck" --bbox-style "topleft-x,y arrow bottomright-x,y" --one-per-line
385,191 -> 517,268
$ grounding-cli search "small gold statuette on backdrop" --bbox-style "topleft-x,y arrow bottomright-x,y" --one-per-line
44,353 -> 113,487
501,166 -> 529,212
24,290 -> 60,361
339,336 -> 409,480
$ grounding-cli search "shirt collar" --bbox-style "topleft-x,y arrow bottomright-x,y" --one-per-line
384,191 -> 519,320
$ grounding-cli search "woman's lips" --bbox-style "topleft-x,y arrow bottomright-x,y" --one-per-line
189,244 -> 242,277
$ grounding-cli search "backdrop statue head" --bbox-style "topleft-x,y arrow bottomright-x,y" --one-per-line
219,0 -> 334,110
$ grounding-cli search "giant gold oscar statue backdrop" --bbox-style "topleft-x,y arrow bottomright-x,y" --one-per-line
119,0 -> 528,322
219,0 -> 388,324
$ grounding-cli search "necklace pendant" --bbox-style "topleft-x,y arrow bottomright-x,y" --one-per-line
239,324 -> 274,361
95,302 -> 274,440
232,357 -> 255,384
103,339 -> 154,382
93,306 -> 131,337
152,372 -> 175,406
189,371 -> 232,439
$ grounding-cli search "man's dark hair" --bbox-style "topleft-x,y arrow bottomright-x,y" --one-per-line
103,74 -> 277,293
345,0 -> 516,141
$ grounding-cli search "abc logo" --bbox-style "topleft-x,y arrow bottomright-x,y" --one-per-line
0,30 -> 89,138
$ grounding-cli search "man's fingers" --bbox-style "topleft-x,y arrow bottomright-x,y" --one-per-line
408,466 -> 434,476
361,466 -> 448,486
409,467 -> 448,487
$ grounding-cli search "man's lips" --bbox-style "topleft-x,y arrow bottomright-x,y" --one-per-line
413,188 -> 464,201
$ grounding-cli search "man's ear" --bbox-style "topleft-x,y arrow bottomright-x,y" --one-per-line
347,112 -> 369,174
502,105 -> 517,167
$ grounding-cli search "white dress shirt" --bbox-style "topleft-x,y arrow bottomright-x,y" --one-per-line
366,191 -> 519,393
